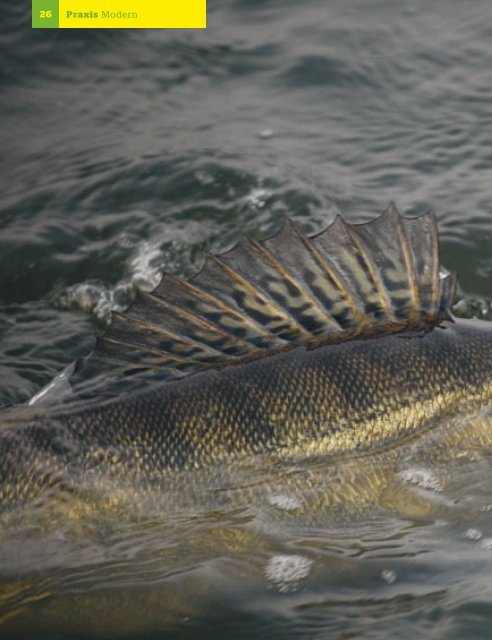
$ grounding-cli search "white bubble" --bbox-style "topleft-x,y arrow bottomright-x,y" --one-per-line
56,282 -> 118,321
194,170 -> 215,185
246,188 -> 270,209
381,569 -> 396,584
397,468 -> 443,492
265,554 -> 313,593
434,519 -> 449,528
130,241 -> 163,290
268,495 -> 301,511
463,528 -> 482,542
258,128 -> 274,139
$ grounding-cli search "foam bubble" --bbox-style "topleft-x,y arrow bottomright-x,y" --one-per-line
381,569 -> 396,584
130,241 -> 163,291
56,281 -> 132,322
268,495 -> 301,511
194,170 -> 215,185
434,519 -> 449,528
55,239 -> 164,322
246,188 -> 270,209
463,528 -> 482,542
397,468 -> 443,492
265,554 -> 313,593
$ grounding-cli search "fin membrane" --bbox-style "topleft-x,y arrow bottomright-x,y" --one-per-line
70,205 -> 455,399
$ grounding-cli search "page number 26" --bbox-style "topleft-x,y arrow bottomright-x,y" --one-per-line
40,10 -> 53,18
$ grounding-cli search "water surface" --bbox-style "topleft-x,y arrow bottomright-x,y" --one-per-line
1,0 -> 492,637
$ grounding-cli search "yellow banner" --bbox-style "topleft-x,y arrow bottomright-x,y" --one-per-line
57,0 -> 206,28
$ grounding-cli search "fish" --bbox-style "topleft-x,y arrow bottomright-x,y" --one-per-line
0,204 -> 491,517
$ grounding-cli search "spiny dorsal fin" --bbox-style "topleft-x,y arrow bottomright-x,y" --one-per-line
69,205 -> 456,399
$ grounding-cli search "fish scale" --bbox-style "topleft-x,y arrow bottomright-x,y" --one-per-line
0,206 -> 491,515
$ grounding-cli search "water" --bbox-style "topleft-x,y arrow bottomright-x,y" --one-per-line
1,0 -> 492,637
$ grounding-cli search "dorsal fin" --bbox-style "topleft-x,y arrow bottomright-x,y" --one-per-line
68,205 -> 455,400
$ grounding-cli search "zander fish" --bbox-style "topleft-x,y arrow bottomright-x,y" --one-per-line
0,205 -> 491,515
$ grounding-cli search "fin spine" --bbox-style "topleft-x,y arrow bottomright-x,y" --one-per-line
142,291 -> 256,351
429,212 -> 440,314
167,274 -> 272,337
209,254 -> 297,338
344,222 -> 395,320
291,220 -> 365,326
100,336 -> 201,364
115,312 -> 223,356
247,237 -> 314,336
396,216 -> 420,321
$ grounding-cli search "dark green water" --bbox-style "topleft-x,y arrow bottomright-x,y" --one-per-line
1,0 -> 492,638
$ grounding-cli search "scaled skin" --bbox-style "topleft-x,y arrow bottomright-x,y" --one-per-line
0,317 -> 491,515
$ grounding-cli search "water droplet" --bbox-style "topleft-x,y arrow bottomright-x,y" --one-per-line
258,128 -> 274,139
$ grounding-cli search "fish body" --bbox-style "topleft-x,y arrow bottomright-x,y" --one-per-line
0,207 -> 491,514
